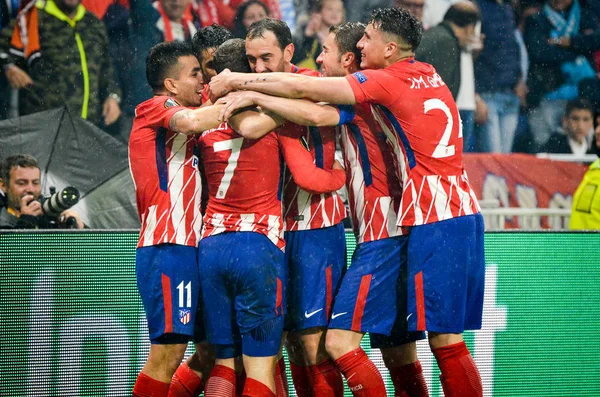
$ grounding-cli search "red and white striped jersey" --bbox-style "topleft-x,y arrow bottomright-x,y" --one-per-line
338,103 -> 406,243
129,96 -> 202,248
279,122 -> 347,231
346,59 -> 481,226
198,122 -> 285,250
279,65 -> 347,231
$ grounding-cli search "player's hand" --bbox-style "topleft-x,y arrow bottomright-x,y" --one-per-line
59,209 -> 85,229
515,80 -> 527,107
208,69 -> 233,102
216,91 -> 258,121
548,36 -> 570,48
332,160 -> 345,171
102,97 -> 121,126
20,195 -> 43,217
305,13 -> 321,37
474,94 -> 488,125
5,64 -> 34,89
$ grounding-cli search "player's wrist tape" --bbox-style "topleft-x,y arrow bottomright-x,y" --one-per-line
337,105 -> 355,125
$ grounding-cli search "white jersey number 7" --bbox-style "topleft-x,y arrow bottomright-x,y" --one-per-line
213,137 -> 244,199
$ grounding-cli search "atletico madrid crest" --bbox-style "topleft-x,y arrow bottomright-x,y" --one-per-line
179,309 -> 191,325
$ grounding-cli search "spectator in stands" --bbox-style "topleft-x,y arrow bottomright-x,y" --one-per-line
569,111 -> 600,229
116,0 -> 199,116
423,0 -> 456,29
474,0 -> 526,153
0,154 -> 85,229
193,24 -> 235,84
0,0 -> 121,128
395,0 -> 425,25
541,97 -> 595,154
415,2 -> 479,99
524,0 -> 600,152
292,0 -> 345,70
416,1 -> 483,151
344,0 -> 391,24
232,0 -> 270,38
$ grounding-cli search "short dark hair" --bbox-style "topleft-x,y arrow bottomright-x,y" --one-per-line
330,22 -> 365,66
213,39 -> 253,74
1,154 -> 39,184
146,41 -> 197,91
369,7 -> 422,51
233,0 -> 270,39
246,18 -> 292,50
565,97 -> 595,118
443,2 -> 480,27
192,24 -> 234,59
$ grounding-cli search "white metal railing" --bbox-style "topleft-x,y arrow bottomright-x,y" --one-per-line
535,153 -> 597,164
480,207 -> 572,230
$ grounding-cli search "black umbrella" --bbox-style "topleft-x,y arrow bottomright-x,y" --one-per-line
0,107 -> 139,228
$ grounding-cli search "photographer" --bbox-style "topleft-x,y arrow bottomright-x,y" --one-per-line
0,154 -> 85,229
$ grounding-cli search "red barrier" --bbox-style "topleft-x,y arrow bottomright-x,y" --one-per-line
463,153 -> 587,228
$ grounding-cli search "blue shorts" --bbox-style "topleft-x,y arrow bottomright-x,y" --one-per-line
406,213 -> 485,333
198,232 -> 285,358
369,256 -> 425,348
284,223 -> 347,332
136,244 -> 204,343
329,235 -> 408,336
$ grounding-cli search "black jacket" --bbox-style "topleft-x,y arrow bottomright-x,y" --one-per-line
542,133 -> 595,154
415,22 -> 461,99
0,208 -> 56,229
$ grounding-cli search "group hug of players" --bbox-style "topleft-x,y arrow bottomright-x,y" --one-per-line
129,6 -> 486,397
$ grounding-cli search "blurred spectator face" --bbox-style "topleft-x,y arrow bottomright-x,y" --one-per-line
54,0 -> 82,14
161,0 -> 192,21
316,32 -> 345,77
395,0 -> 424,22
200,48 -> 218,82
455,23 -> 477,49
548,0 -> 573,12
320,0 -> 345,27
243,3 -> 269,30
356,24 -> 388,70
563,108 -> 594,143
246,31 -> 293,73
1,166 -> 41,211
169,55 -> 204,107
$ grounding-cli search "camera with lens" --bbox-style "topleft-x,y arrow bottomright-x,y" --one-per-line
37,186 -> 81,228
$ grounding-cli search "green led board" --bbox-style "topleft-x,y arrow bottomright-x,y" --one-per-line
1,231 -> 599,396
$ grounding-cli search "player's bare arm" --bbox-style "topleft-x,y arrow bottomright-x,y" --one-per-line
168,105 -> 225,135
209,70 -> 357,105
228,108 -> 283,140
218,91 -> 341,127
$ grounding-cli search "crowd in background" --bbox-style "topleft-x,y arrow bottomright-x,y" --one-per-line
0,0 -> 599,155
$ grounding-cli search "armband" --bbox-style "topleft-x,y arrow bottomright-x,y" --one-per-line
337,105 -> 355,126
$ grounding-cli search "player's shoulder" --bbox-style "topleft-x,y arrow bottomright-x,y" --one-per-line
294,65 -> 321,77
135,96 -> 183,120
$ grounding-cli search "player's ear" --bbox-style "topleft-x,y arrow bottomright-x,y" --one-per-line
284,43 -> 295,63
164,77 -> 178,95
384,40 -> 398,59
342,52 -> 355,69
